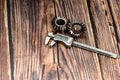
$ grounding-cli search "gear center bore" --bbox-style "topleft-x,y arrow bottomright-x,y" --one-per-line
72,25 -> 82,33
52,17 -> 68,31
55,18 -> 66,26
73,25 -> 82,31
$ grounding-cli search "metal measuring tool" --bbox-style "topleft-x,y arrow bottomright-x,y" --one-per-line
45,32 -> 117,58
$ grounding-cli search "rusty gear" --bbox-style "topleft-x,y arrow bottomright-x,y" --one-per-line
52,17 -> 69,31
69,21 -> 86,37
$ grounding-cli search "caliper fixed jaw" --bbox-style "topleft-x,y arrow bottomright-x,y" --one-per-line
45,32 -> 56,47
45,32 -> 54,45
45,32 -> 74,47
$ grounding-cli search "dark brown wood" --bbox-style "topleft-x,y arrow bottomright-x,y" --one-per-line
54,0 -> 102,80
109,0 -> 120,41
9,0 -> 58,80
0,0 -> 120,80
0,0 -> 11,80
89,0 -> 120,79
109,0 -> 120,59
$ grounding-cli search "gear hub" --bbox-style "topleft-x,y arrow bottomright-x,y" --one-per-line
69,21 -> 86,37
52,17 -> 69,31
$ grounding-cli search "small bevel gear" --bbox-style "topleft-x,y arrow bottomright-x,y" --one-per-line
69,20 -> 86,37
52,17 -> 70,31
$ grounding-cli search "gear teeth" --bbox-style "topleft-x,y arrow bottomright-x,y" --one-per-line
52,17 -> 69,32
53,25 -> 57,29
60,27 -> 62,31
69,20 -> 86,37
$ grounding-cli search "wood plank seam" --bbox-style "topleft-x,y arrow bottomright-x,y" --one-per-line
86,0 -> 104,79
107,0 -> 120,53
6,0 -> 14,80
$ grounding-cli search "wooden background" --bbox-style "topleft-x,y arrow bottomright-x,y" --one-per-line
0,0 -> 120,80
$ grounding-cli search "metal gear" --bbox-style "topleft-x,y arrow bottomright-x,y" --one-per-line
52,17 -> 69,31
69,20 -> 86,37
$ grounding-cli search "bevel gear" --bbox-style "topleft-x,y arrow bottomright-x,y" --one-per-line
69,20 -> 86,37
52,17 -> 69,31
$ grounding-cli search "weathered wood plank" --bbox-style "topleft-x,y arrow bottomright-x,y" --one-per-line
9,0 -> 58,79
7,0 -> 120,80
89,0 -> 120,79
109,0 -> 120,77
108,0 -> 120,43
108,0 -> 120,75
54,0 -> 103,79
0,0 -> 11,80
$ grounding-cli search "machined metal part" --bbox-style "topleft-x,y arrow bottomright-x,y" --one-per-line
69,20 -> 86,37
46,32 -> 73,47
52,17 -> 69,31
45,32 -> 117,58
72,41 -> 117,58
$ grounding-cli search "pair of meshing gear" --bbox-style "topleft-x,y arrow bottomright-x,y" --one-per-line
52,17 -> 85,37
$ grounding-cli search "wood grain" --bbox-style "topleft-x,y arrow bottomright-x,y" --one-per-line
54,0 -> 102,80
89,0 -> 120,79
108,0 -> 120,72
8,0 -> 57,80
109,0 -> 120,43
0,0 -> 11,80
0,0 -> 120,80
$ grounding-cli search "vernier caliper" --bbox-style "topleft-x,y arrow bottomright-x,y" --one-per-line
45,32 -> 117,58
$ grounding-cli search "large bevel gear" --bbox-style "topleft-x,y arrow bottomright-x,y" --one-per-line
69,20 -> 86,37
52,17 -> 69,31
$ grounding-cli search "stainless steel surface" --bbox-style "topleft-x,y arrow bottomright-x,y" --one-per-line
72,41 -> 117,58
45,32 -> 117,58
